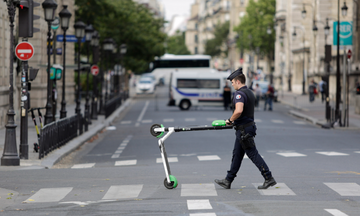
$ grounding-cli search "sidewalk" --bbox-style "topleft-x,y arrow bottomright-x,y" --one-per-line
277,91 -> 360,129
0,96 -> 133,170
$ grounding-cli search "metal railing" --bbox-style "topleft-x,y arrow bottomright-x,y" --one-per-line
39,115 -> 78,159
105,95 -> 122,118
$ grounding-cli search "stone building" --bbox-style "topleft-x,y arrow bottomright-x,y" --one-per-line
0,0 -> 77,129
274,0 -> 360,100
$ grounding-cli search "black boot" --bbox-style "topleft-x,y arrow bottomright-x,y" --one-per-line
258,177 -> 276,189
214,178 -> 231,189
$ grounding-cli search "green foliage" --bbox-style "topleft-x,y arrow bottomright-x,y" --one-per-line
234,0 -> 275,58
205,21 -> 230,57
166,31 -> 190,55
75,0 -> 166,73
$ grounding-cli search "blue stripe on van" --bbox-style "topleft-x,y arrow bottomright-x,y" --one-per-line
174,86 -> 199,97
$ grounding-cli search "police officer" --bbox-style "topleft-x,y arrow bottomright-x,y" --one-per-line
214,68 -> 276,190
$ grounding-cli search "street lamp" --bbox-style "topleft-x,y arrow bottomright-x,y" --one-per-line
120,44 -> 127,98
84,24 -> 94,131
74,20 -> 86,135
1,0 -> 20,166
292,26 -> 306,95
91,31 -> 100,120
42,0 -> 58,125
103,38 -> 114,103
59,5 -> 72,119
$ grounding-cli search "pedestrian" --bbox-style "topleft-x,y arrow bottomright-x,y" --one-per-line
309,79 -> 316,102
214,68 -> 277,190
264,84 -> 274,111
318,78 -> 326,103
223,82 -> 232,110
254,83 -> 262,110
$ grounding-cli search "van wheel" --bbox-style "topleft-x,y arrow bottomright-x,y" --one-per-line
179,100 -> 191,110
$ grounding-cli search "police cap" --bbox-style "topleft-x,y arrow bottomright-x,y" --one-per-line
227,67 -> 243,81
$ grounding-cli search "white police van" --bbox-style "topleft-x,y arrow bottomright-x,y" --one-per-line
168,70 -> 231,110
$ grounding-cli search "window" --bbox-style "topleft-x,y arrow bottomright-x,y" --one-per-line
195,47 -> 198,54
195,35 -> 198,43
177,79 -> 198,88
198,79 -> 220,89
195,23 -> 198,30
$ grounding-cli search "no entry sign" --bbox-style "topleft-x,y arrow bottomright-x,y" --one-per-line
15,42 -> 34,61
91,65 -> 99,76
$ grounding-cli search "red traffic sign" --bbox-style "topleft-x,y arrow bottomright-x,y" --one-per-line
347,49 -> 352,59
15,42 -> 34,61
91,65 -> 99,76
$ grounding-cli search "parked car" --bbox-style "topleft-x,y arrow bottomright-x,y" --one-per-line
136,78 -> 156,94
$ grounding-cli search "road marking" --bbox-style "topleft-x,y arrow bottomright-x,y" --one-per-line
276,152 -> 307,157
187,199 -> 212,210
142,119 -> 153,123
115,150 -> 123,154
136,101 -> 149,127
156,157 -> 178,163
324,209 -> 349,216
111,135 -> 132,159
111,154 -> 120,158
185,118 -> 196,122
24,187 -> 73,203
106,126 -> 116,130
163,118 -> 174,122
316,151 -> 349,156
271,120 -> 284,124
293,121 -> 306,125
120,121 -> 132,124
181,183 -> 217,196
253,183 -> 296,195
324,183 -> 360,196
102,185 -> 143,200
355,151 -> 360,154
115,160 -> 137,166
244,154 -> 263,159
197,155 -> 221,161
71,163 -> 95,169
189,213 -> 216,216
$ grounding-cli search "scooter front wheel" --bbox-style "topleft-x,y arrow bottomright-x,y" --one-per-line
164,175 -> 178,189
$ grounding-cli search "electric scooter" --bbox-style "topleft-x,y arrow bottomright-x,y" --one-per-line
28,107 -> 45,153
150,120 -> 234,189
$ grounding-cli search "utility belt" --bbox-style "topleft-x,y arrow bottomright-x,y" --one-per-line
234,122 -> 256,150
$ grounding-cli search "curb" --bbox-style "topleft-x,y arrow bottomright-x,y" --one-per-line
288,110 -> 323,127
40,99 -> 132,168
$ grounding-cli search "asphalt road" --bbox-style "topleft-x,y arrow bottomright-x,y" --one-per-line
0,86 -> 359,216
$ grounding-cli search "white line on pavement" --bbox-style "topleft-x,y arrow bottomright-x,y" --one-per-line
324,183 -> 360,196
24,187 -> 73,203
136,101 -> 149,127
324,209 -> 349,216
71,163 -> 95,169
187,199 -> 212,210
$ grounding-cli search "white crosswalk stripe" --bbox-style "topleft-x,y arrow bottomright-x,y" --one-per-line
190,213 -> 216,216
163,118 -> 174,122
181,184 -> 217,197
324,183 -> 360,196
24,187 -> 73,203
115,160 -> 137,166
355,151 -> 360,154
187,199 -> 213,210
316,151 -> 349,156
71,163 -> 95,169
102,185 -> 143,200
324,209 -> 349,216
253,183 -> 296,195
276,152 -> 307,157
197,155 -> 221,161
185,118 -> 196,122
111,135 -> 132,159
156,157 -> 178,163
120,121 -> 132,124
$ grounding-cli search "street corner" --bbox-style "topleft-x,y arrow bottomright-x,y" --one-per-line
0,188 -> 20,211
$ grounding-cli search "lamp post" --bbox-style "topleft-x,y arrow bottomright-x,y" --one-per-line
74,20 -> 86,134
1,0 -> 20,166
42,0 -> 58,125
59,5 -> 72,119
267,26 -> 273,84
120,44 -> 127,98
292,27 -> 306,95
103,38 -> 115,103
91,31 -> 100,120
84,24 -> 94,131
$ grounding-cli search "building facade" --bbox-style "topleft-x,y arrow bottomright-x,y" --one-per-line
274,0 -> 360,101
0,0 -> 77,129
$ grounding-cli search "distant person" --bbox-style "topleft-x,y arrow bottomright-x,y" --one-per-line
318,79 -> 326,103
309,80 -> 316,102
264,84 -> 274,111
254,83 -> 262,110
223,82 -> 232,110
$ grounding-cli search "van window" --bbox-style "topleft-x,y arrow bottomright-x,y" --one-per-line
198,79 -> 220,89
177,79 -> 198,88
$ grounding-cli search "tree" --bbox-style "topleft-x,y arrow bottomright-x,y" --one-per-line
205,21 -> 230,57
234,0 -> 275,62
166,31 -> 190,55
75,0 -> 167,73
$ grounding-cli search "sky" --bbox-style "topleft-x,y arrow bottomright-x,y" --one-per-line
159,0 -> 195,22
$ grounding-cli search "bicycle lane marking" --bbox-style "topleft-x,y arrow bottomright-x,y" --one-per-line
135,100 -> 149,127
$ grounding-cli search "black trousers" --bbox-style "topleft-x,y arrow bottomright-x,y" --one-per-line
226,129 -> 272,182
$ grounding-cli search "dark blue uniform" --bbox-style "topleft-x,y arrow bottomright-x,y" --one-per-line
226,86 -> 272,182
